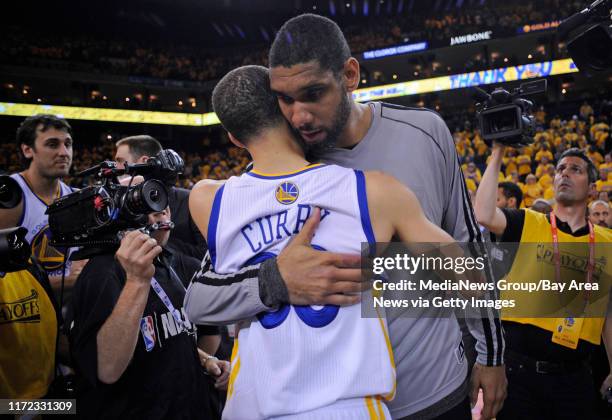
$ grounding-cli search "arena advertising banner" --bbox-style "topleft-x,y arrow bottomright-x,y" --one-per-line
448,30 -> 494,46
0,103 -> 212,126
362,41 -> 429,59
0,59 -> 577,126
517,21 -> 561,34
352,58 -> 578,102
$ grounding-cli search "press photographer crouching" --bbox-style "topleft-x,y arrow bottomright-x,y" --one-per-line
67,206 -> 228,419
0,178 -> 60,399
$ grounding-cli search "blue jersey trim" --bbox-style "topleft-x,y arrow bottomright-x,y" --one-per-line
208,185 -> 225,268
245,251 -> 277,266
246,164 -> 326,180
354,170 -> 376,256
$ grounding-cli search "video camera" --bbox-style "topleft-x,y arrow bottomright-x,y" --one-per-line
558,0 -> 612,75
474,79 -> 547,147
46,149 -> 183,258
0,176 -> 31,273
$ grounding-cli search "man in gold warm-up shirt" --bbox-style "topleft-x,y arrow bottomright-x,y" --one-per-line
476,145 -> 612,420
0,260 -> 59,398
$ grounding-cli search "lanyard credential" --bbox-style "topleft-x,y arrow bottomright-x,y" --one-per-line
150,276 -> 189,332
550,212 -> 595,307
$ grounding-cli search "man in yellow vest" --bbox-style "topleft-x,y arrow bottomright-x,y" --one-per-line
0,225 -> 59,399
475,144 -> 612,419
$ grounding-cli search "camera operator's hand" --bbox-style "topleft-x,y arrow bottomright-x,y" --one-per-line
115,230 -> 162,284
118,175 -> 145,186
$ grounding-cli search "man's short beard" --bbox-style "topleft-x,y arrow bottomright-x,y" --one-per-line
305,88 -> 351,160
555,190 -> 587,206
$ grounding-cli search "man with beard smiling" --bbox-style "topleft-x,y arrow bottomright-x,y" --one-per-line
186,14 -> 506,420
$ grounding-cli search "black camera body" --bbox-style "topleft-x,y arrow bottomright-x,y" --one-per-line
0,176 -> 31,273
46,149 -> 183,258
558,0 -> 612,75
0,227 -> 31,273
475,79 -> 547,147
0,175 -> 22,210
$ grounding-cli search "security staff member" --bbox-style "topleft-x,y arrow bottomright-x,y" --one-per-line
476,144 -> 612,419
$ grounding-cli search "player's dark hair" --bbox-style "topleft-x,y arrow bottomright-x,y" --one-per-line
212,65 -> 285,143
269,14 -> 351,76
16,114 -> 73,168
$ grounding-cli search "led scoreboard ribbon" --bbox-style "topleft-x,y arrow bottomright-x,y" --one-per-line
0,59 -> 578,126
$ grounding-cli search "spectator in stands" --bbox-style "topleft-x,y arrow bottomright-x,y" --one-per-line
535,155 -> 554,178
587,145 -> 604,167
464,161 -> 482,185
538,165 -> 555,192
580,101 -> 594,121
523,174 -> 543,208
589,200 -> 610,228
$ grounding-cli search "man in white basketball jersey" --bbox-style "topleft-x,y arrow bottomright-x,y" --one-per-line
188,65 -> 464,420
0,114 -> 86,289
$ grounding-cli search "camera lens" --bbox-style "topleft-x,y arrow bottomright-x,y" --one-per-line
124,179 -> 168,215
0,176 -> 23,210
149,189 -> 160,203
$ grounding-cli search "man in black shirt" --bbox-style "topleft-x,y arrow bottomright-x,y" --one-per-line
114,135 -> 207,260
476,144 -> 612,419
68,207 -> 227,419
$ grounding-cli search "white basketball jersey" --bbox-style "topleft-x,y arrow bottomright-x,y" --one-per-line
210,164 -> 395,420
10,174 -> 74,276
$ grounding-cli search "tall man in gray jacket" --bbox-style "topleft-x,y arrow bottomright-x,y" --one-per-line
186,14 -> 506,420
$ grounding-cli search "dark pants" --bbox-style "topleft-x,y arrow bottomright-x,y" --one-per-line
432,397 -> 472,420
497,359 -> 600,420
397,398 -> 472,420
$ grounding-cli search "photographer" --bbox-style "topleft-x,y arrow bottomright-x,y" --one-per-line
0,227 -> 59,399
0,114 -> 87,291
114,135 -> 207,260
475,143 -> 612,419
68,207 -> 228,419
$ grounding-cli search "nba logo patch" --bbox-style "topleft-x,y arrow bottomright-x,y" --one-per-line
275,182 -> 299,205
140,316 -> 156,352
